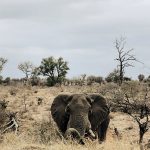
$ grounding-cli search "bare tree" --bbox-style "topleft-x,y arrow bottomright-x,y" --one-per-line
0,101 -> 18,135
115,37 -> 136,85
0,57 -> 7,73
18,61 -> 34,79
80,74 -> 86,86
113,88 -> 150,144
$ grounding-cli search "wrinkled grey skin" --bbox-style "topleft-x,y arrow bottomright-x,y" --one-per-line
51,94 -> 110,144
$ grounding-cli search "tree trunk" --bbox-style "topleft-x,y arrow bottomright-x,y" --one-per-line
139,130 -> 144,144
119,62 -> 123,86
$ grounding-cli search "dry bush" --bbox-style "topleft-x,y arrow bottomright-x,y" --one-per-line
121,81 -> 140,96
0,133 -> 141,150
0,84 -> 149,150
98,82 -> 119,96
28,118 -> 62,144
0,110 -> 7,128
9,87 -> 18,96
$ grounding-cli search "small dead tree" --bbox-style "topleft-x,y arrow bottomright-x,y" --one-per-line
126,99 -> 149,144
80,74 -> 86,86
0,101 -> 18,135
18,61 -> 34,79
115,37 -> 136,85
1,112 -> 18,135
113,88 -> 150,144
0,57 -> 7,73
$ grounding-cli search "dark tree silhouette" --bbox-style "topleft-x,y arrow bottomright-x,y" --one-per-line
115,37 -> 136,85
38,57 -> 69,86
138,74 -> 145,82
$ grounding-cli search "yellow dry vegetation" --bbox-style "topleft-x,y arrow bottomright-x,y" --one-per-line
0,82 -> 149,150
0,133 -> 140,150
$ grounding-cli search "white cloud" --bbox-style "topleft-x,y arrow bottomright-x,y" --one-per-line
0,0 -> 150,79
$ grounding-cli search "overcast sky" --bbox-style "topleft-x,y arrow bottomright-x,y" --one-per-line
0,0 -> 150,79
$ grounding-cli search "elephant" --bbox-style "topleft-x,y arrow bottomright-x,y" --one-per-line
51,94 -> 110,144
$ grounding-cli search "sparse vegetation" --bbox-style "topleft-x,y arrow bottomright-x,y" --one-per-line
87,75 -> 103,85
0,84 -> 149,150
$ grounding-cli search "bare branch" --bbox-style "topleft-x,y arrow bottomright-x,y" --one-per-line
115,37 -> 136,85
112,88 -> 150,144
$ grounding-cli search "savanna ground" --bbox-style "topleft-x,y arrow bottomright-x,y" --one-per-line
0,82 -> 150,150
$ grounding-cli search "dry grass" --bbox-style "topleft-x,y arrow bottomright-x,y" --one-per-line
0,83 -> 150,150
0,133 -> 141,150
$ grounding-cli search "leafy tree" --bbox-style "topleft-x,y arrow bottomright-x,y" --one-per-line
138,74 -> 145,82
105,69 -> 120,83
38,57 -> 69,86
18,61 -> 34,79
0,57 -> 7,73
55,57 -> 69,83
3,77 -> 11,85
95,76 -> 103,85
87,75 -> 103,85
87,75 -> 96,84
30,67 -> 41,86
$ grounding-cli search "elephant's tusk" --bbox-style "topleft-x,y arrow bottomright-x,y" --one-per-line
65,128 -> 85,145
88,129 -> 96,139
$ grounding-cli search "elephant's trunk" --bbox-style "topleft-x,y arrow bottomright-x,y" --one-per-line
67,112 -> 96,140
65,128 -> 85,145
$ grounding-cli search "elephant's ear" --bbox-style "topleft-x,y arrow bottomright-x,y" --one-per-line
88,94 -> 110,131
51,94 -> 71,134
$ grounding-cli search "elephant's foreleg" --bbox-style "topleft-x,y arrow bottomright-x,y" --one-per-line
97,116 -> 110,143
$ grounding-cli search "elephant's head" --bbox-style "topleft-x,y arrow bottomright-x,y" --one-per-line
51,94 -> 109,143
